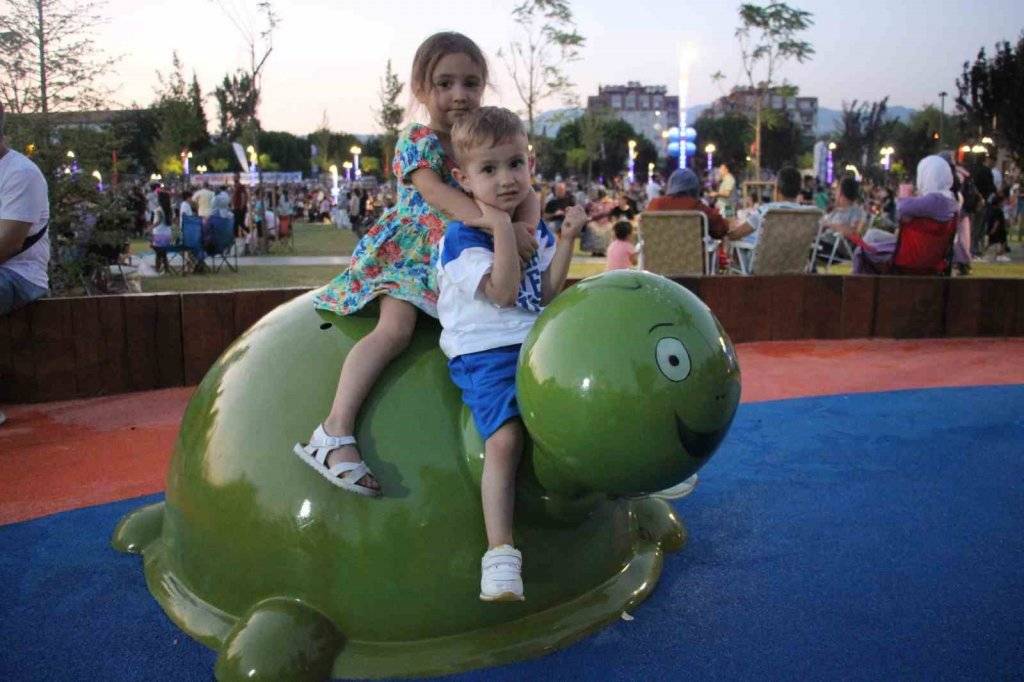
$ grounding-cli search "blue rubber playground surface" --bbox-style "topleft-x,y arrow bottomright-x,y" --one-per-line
2,384 -> 1022,680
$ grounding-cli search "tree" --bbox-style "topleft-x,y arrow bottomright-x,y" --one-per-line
498,0 -> 585,138
211,0 -> 278,149
835,97 -> 890,170
694,112 -> 753,174
889,105 -> 960,175
0,0 -> 118,115
956,32 -> 1024,166
374,59 -> 404,180
734,2 -> 814,174
760,112 -> 808,171
152,52 -> 210,175
213,71 -> 259,139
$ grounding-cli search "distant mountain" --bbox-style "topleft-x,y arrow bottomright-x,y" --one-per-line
534,103 -> 918,139
815,105 -> 916,136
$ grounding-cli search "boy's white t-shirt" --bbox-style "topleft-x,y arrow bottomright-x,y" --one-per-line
437,220 -> 557,359
0,149 -> 50,289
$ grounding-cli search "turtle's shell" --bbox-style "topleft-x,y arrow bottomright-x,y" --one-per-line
123,272 -> 739,679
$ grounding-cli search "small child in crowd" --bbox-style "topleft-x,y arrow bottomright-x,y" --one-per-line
605,220 -> 637,271
437,106 -> 586,602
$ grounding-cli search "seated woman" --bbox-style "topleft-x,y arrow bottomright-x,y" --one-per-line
815,176 -> 867,265
853,155 -> 959,274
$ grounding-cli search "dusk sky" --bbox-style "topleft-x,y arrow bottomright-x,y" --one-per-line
95,0 -> 1024,135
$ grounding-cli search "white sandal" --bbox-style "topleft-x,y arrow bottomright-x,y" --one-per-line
293,425 -> 381,497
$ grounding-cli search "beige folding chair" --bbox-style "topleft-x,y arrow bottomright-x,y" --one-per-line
637,210 -> 710,276
731,207 -> 823,275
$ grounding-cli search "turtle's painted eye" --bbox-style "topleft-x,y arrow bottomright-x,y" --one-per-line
656,337 -> 691,382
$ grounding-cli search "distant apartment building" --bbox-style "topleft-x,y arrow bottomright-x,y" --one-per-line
586,82 -> 680,152
706,87 -> 818,135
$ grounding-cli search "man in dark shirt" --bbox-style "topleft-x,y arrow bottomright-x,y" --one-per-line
543,182 -> 573,233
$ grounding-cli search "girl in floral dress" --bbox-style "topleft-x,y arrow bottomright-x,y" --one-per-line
294,32 -> 540,496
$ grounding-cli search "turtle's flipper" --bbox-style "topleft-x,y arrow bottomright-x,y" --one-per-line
214,597 -> 343,682
632,497 -> 687,553
111,501 -> 165,554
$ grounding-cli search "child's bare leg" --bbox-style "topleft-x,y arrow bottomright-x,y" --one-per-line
481,420 -> 524,548
321,295 -> 417,491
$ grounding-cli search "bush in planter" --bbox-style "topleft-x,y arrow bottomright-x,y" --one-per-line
48,173 -> 134,295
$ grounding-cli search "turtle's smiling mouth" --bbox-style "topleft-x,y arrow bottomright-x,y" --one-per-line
675,414 -> 723,459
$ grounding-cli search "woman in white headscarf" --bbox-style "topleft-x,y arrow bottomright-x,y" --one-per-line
853,155 -> 959,273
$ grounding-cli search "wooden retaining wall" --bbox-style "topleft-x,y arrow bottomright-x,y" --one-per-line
2,276 -> 1022,404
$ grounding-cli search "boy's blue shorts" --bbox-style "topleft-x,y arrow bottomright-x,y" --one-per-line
448,344 -> 522,440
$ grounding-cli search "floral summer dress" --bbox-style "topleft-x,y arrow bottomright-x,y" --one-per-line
314,124 -> 459,317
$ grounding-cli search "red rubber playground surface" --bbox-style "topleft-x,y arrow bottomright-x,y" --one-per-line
1,337 -> 1022,527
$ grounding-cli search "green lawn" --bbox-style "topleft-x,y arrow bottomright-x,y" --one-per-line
130,223 -> 1024,294
139,265 -> 343,293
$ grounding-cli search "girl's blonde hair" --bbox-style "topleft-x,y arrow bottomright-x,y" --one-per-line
410,32 -> 489,100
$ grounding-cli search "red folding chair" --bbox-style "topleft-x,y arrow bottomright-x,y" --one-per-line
891,216 -> 958,276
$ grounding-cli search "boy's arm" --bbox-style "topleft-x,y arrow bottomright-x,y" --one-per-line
541,205 -> 587,304
477,202 -> 521,308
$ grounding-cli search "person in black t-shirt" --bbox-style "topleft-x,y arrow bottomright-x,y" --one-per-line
543,182 -> 574,233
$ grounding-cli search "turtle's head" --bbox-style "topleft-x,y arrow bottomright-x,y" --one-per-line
517,270 -> 741,497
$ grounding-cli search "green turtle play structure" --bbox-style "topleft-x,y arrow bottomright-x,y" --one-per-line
113,270 -> 741,680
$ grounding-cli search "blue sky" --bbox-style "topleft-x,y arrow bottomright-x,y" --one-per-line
97,0 -> 1024,134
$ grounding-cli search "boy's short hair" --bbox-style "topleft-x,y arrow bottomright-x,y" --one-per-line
613,220 -> 632,240
451,106 -> 527,162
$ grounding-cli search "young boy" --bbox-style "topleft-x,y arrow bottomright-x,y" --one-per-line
437,107 -> 586,602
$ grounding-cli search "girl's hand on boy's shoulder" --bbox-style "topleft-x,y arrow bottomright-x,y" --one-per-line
561,205 -> 587,239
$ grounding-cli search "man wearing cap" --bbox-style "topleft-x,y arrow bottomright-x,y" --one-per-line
646,168 -> 731,239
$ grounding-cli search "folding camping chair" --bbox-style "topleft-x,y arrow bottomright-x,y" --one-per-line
855,216 -> 958,276
206,215 -> 238,273
163,215 -> 204,275
637,210 -> 712,276
731,207 -> 823,275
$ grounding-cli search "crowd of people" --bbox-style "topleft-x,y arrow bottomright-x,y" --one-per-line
531,151 -> 1021,275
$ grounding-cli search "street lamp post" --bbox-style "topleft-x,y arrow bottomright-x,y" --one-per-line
92,170 -> 103,191
704,143 -> 716,189
627,139 -> 637,184
879,145 -> 895,172
938,91 -> 947,144
329,164 -> 339,205
827,142 -> 836,185
342,160 -> 353,182
350,146 -> 362,180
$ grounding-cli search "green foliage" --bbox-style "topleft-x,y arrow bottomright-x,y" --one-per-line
214,70 -> 260,140
886,105 -> 959,175
47,174 -> 134,295
761,112 -> 809,171
694,112 -> 753,173
0,0 -> 118,114
498,0 -> 586,137
151,52 -> 210,179
834,97 -> 890,169
538,113 -> 656,181
956,32 -> 1024,166
375,60 -> 404,178
734,2 -> 814,171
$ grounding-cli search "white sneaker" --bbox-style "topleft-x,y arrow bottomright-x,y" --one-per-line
480,545 -> 524,602
996,255 -> 1011,263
